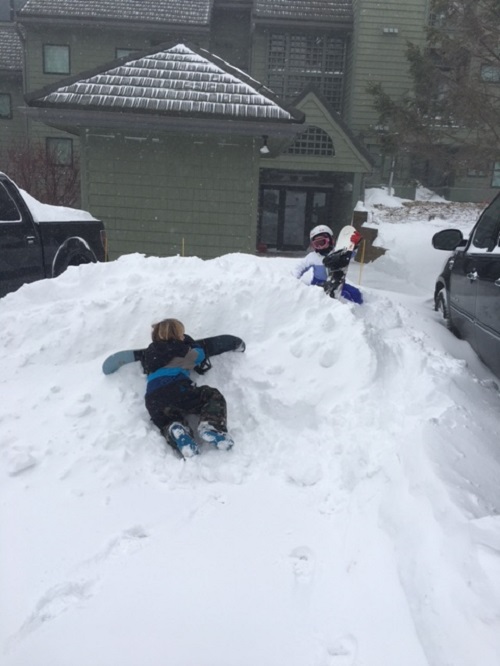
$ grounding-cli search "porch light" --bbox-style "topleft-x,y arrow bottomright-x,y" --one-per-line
260,135 -> 270,155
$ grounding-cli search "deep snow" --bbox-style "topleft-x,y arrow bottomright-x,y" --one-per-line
1,188 -> 500,666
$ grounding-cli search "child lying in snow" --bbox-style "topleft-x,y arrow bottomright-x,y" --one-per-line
143,318 -> 233,457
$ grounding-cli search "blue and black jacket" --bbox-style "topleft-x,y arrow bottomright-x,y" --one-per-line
143,335 -> 205,395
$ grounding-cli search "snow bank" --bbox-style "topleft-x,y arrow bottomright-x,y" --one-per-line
1,195 -> 499,666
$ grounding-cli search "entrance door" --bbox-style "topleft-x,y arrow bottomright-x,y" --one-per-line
259,187 -> 331,251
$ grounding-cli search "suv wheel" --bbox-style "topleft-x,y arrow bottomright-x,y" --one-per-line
436,287 -> 461,338
435,288 -> 449,320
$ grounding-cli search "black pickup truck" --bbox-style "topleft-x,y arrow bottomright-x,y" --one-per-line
0,172 -> 106,298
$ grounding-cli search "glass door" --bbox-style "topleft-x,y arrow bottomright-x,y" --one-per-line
283,191 -> 307,247
259,186 -> 332,251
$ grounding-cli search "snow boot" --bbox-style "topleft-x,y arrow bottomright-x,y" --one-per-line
198,422 -> 234,451
165,422 -> 199,458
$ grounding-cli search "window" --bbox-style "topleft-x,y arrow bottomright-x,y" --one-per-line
471,195 -> 500,250
267,33 -> 346,111
288,127 -> 335,156
116,48 -> 138,59
492,162 -> 500,188
467,166 -> 488,178
0,182 -> 21,222
43,45 -> 70,74
0,93 -> 12,119
480,64 -> 500,83
428,11 -> 447,28
46,137 -> 73,166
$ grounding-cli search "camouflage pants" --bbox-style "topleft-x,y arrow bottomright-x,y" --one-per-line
146,382 -> 227,432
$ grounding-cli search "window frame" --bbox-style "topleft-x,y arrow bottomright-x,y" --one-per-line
267,31 -> 347,111
0,92 -> 12,119
115,48 -> 138,59
46,137 -> 74,166
43,44 -> 70,75
471,195 -> 500,251
0,181 -> 22,223
287,126 -> 335,157
480,64 -> 500,83
491,161 -> 500,188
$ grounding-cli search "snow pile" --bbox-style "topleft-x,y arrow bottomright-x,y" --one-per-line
1,189 -> 500,666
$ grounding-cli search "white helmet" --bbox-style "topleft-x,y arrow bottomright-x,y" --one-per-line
309,224 -> 333,240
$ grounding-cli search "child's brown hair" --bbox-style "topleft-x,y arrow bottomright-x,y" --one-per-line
151,318 -> 185,342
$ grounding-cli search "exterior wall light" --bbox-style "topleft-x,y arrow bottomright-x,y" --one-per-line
260,135 -> 270,155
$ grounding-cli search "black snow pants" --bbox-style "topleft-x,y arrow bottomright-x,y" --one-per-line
145,379 -> 228,432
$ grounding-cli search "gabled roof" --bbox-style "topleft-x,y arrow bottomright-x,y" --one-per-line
26,43 -> 304,125
253,0 -> 352,22
18,0 -> 212,25
0,25 -> 23,71
290,87 -> 374,170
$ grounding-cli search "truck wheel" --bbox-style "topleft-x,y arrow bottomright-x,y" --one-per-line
53,252 -> 95,277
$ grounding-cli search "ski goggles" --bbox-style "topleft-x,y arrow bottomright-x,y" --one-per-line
311,234 -> 331,250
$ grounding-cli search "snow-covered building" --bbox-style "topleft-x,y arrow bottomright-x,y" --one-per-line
1,0 -> 495,257
25,42 -> 308,258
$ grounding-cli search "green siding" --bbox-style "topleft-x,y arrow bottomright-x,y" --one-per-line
347,0 -> 429,132
81,132 -> 259,259
210,8 -> 251,71
249,27 -> 269,86
0,76 -> 27,151
22,25 -> 208,93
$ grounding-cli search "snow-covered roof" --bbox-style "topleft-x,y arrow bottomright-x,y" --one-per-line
18,0 -> 212,25
28,43 -> 303,124
0,25 -> 23,71
254,0 -> 352,22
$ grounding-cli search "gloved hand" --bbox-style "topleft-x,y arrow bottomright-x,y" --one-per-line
323,249 -> 351,270
350,230 -> 362,246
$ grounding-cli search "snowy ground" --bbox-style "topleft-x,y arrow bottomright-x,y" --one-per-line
1,188 -> 500,666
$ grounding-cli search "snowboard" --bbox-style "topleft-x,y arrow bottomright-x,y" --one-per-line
323,225 -> 360,299
102,334 -> 245,375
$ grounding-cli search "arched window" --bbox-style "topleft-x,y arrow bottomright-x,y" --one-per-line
287,126 -> 335,156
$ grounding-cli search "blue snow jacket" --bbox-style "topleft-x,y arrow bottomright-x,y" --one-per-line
143,336 -> 205,395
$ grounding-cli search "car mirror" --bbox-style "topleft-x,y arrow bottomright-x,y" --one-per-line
432,229 -> 464,251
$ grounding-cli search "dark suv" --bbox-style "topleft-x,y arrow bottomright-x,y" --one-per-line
432,193 -> 500,378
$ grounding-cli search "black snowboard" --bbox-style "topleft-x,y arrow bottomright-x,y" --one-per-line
102,334 -> 245,375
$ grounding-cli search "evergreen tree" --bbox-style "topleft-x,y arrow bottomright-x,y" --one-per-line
369,0 -> 500,187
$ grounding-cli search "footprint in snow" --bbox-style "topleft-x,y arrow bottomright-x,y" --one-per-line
6,579 -> 96,650
320,634 -> 358,666
289,546 -> 315,584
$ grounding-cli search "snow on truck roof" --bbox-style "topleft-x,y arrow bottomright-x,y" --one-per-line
0,173 -> 98,223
